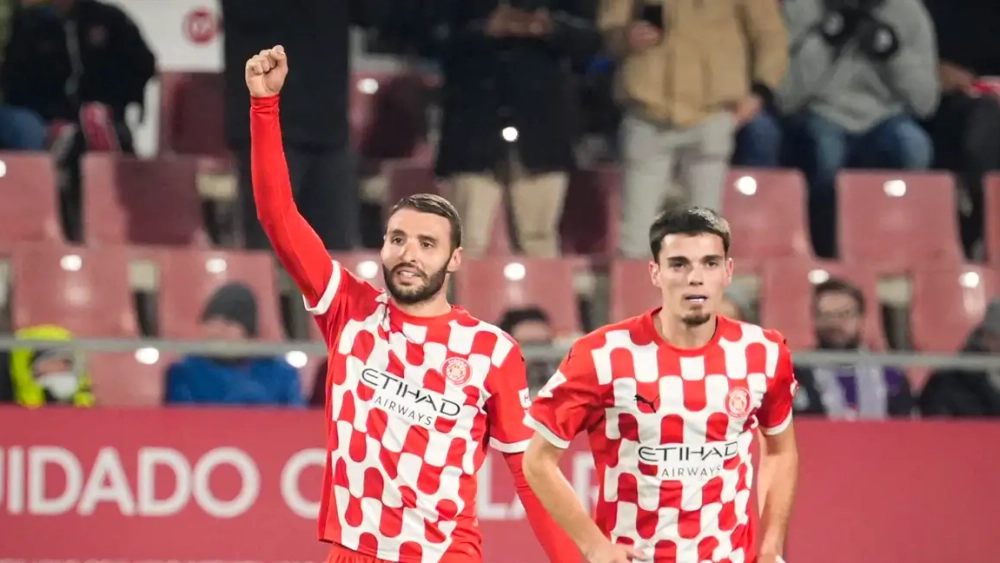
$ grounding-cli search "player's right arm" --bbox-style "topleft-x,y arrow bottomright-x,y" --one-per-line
522,345 -> 647,563
246,46 -> 347,318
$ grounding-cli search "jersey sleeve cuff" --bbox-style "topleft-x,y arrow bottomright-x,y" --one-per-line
760,411 -> 793,436
489,437 -> 531,453
303,260 -> 341,315
524,414 -> 571,449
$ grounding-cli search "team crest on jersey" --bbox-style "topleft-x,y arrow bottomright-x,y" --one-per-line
441,357 -> 472,386
725,387 -> 752,418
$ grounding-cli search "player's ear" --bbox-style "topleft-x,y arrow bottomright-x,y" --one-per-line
725,256 -> 734,283
448,246 -> 462,273
648,260 -> 662,289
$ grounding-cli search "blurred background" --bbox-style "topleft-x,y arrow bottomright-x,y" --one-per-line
0,0 -> 998,561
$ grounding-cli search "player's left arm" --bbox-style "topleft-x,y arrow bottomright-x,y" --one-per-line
485,341 -> 580,562
755,339 -> 800,560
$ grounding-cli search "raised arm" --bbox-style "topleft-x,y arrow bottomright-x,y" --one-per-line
245,46 -> 333,306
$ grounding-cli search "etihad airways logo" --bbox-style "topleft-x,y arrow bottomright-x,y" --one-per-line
636,440 -> 740,481
360,368 -> 464,427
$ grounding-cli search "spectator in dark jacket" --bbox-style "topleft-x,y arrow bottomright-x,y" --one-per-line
0,0 -> 154,149
165,283 -> 303,407
920,298 -> 1000,417
429,0 -> 601,258
793,278 -> 914,419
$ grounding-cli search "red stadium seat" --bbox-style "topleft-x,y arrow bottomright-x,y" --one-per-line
454,258 -> 583,336
837,172 -> 963,272
560,166 -> 621,256
11,244 -> 138,336
352,72 -> 430,160
723,168 -> 812,260
984,174 -> 1000,264
384,162 -> 512,254
758,259 -> 886,351
911,265 -> 1000,352
154,249 -> 284,341
0,152 -> 63,249
158,72 -> 226,156
82,154 -> 210,246
609,259 -> 659,322
88,352 -> 167,406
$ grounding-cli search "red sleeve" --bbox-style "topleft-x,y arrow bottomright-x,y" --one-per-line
251,96 -> 360,319
503,452 -> 582,563
525,344 -> 602,449
757,340 -> 797,435
484,342 -> 534,454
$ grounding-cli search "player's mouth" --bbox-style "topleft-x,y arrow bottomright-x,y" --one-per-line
683,294 -> 707,305
393,267 -> 424,282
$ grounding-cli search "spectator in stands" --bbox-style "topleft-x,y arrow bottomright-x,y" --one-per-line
920,297 -> 1000,417
719,286 -> 751,322
164,283 -> 303,406
924,0 -> 1000,258
793,278 -> 914,419
222,0 -> 383,252
428,0 -> 600,258
600,0 -> 788,258
5,325 -> 93,407
0,0 -> 155,152
499,306 -> 554,389
778,0 -> 939,258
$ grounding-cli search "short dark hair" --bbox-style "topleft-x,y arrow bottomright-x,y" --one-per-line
648,206 -> 731,259
813,278 -> 865,314
498,307 -> 550,334
388,193 -> 463,250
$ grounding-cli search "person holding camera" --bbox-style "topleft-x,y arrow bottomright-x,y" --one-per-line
599,0 -> 789,258
777,0 -> 939,258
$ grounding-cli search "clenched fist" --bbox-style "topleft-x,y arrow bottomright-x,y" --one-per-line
245,45 -> 288,98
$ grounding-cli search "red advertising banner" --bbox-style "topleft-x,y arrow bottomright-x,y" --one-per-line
0,408 -> 997,562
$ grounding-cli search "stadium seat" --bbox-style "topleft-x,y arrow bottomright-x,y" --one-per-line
154,249 -> 284,341
609,259 -> 658,322
352,72 -> 429,160
454,258 -> 583,336
984,173 -> 1000,264
837,172 -> 963,272
560,166 -> 621,256
0,152 -> 63,249
11,244 -> 138,336
88,352 -> 167,406
758,259 -> 886,351
911,265 -> 1000,352
384,162 -> 512,254
724,168 -> 812,260
158,72 -> 226,156
83,154 -> 209,246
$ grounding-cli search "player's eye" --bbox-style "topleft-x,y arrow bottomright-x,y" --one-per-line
705,259 -> 720,268
391,236 -> 404,244
421,241 -> 434,248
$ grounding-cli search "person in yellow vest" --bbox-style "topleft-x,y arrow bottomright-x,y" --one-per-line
9,324 -> 93,407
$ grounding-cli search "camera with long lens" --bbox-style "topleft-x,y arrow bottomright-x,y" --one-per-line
819,0 -> 897,61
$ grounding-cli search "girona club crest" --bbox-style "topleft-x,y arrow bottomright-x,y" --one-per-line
725,387 -> 752,419
441,357 -> 472,386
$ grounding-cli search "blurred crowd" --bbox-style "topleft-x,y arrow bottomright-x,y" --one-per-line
0,0 -> 998,418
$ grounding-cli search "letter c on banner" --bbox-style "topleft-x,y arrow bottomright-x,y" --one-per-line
281,449 -> 325,518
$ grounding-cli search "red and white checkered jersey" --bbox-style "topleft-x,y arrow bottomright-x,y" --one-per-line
309,261 -> 533,563
526,310 -> 797,563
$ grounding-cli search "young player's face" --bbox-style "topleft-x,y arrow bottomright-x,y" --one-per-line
381,208 -> 462,305
649,233 -> 733,327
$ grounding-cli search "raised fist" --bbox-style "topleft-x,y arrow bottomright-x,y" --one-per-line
245,45 -> 288,98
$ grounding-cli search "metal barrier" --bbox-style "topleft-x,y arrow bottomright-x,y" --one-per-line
1,336 -> 998,369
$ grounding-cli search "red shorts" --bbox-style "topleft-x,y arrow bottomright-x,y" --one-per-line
327,543 -> 396,563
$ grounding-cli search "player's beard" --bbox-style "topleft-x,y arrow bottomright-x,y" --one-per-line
383,262 -> 448,305
681,311 -> 712,327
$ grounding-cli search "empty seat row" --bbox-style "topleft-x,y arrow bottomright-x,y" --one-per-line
7,245 -> 995,355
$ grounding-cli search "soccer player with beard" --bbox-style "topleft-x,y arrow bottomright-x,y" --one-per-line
245,46 -> 576,563
523,208 -> 799,563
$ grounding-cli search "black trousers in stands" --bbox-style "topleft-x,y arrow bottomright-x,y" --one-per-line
237,144 -> 359,251
927,92 -> 1000,256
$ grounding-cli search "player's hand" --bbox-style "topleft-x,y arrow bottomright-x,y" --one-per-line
757,553 -> 786,563
245,45 -> 288,98
627,22 -> 661,52
585,542 -> 649,562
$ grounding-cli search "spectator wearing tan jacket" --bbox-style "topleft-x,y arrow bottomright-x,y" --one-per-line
599,0 -> 788,257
